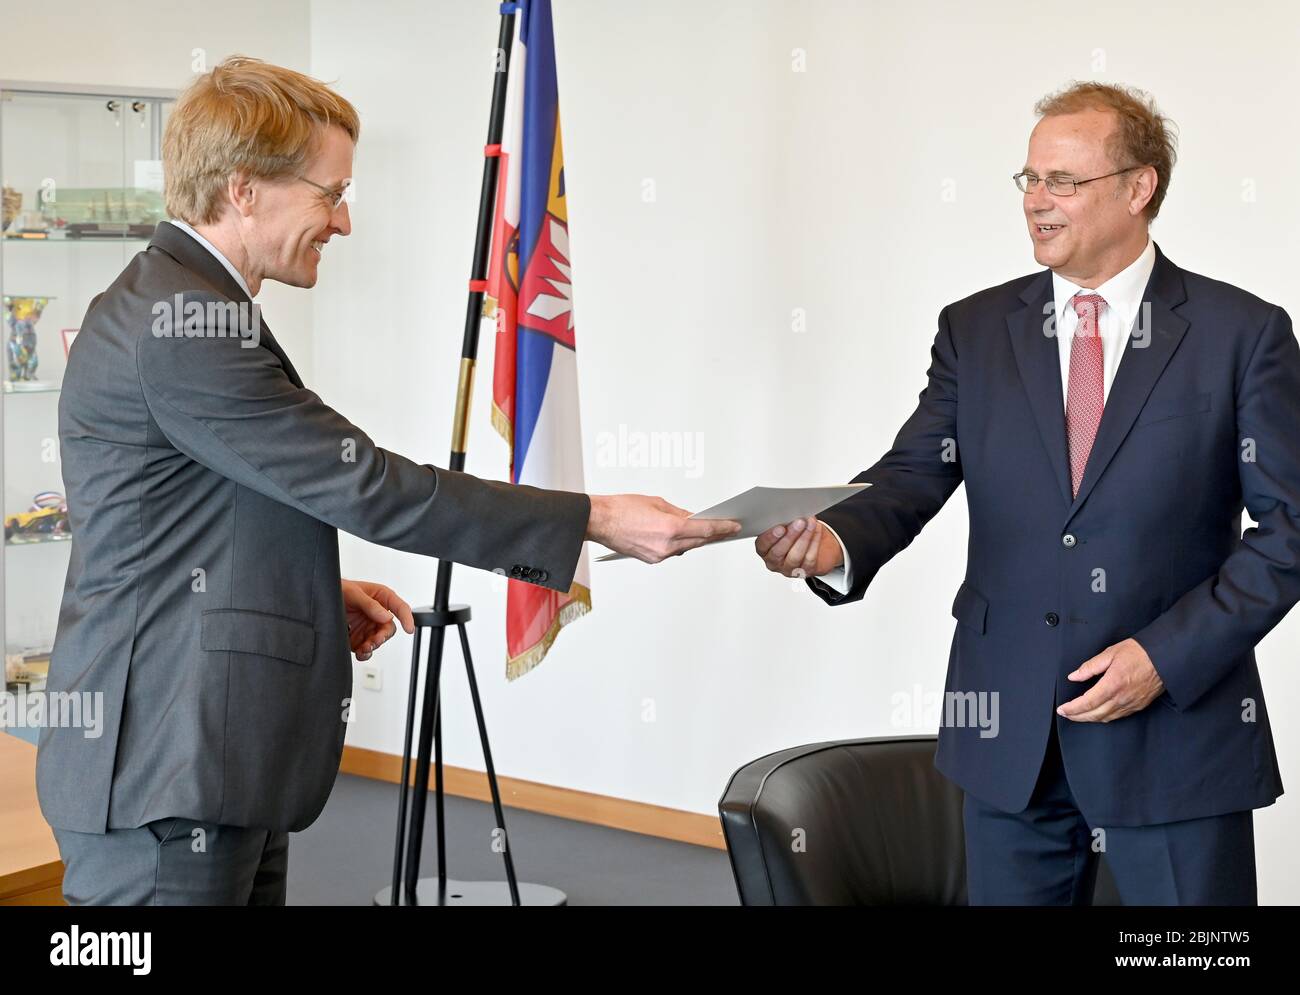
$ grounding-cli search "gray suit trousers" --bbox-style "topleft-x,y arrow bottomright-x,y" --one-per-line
53,817 -> 288,905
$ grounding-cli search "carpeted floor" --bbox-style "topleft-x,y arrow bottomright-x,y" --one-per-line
287,772 -> 739,906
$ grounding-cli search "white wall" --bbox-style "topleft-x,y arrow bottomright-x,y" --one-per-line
310,0 -> 1300,902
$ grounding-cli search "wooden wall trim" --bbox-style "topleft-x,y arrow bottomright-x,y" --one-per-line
339,746 -> 727,851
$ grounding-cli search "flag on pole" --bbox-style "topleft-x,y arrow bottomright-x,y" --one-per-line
487,0 -> 591,680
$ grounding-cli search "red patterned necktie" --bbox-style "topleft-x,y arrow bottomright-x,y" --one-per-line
1066,293 -> 1107,497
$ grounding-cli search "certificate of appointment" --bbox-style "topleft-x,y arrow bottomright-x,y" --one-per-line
595,483 -> 870,561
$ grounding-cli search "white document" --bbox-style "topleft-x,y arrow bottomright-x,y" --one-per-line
595,483 -> 869,561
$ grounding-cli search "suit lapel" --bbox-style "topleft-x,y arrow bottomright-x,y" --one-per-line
1006,269 -> 1074,507
1064,245 -> 1188,523
146,221 -> 306,388
1006,245 -> 1191,522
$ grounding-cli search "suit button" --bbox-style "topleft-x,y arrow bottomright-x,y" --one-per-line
537,569 -> 549,582
1062,534 -> 1076,548
1045,612 -> 1060,627
528,568 -> 543,581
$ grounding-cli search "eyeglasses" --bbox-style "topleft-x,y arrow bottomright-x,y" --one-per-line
1013,166 -> 1144,196
296,175 -> 351,209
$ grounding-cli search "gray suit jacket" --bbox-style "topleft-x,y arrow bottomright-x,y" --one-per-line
37,221 -> 589,834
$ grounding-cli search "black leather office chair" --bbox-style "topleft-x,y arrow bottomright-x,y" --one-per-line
719,734 -> 1121,905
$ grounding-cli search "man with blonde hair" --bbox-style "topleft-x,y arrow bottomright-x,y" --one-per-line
37,56 -> 737,905
756,81 -> 1297,905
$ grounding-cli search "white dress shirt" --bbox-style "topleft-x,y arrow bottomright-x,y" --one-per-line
816,236 -> 1157,595
165,218 -> 254,300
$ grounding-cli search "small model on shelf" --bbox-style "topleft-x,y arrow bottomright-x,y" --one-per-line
5,651 -> 50,692
4,491 -> 71,544
1,186 -> 21,231
40,186 -> 165,239
4,209 -> 50,238
4,294 -> 51,383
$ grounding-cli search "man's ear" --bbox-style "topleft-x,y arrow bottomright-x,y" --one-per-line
1129,165 -> 1157,217
228,171 -> 257,219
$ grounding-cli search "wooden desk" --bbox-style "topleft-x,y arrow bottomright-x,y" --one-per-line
0,732 -> 64,904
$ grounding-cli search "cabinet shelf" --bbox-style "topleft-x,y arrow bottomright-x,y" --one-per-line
2,80 -> 174,662
5,533 -> 71,548
3,235 -> 153,244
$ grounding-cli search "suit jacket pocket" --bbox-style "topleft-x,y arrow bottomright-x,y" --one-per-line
951,582 -> 988,634
201,608 -> 316,666
1134,390 -> 1211,427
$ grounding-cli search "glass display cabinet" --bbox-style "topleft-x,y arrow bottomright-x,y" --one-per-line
1,82 -> 176,739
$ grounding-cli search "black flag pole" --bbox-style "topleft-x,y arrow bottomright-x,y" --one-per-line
377,1 -> 566,908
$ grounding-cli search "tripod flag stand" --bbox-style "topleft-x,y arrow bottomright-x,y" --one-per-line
373,0 -> 565,908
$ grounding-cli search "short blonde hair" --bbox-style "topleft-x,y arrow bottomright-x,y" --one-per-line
163,55 -> 360,225
1034,81 -> 1177,221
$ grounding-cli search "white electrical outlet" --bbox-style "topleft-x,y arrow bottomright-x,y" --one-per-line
362,664 -> 382,691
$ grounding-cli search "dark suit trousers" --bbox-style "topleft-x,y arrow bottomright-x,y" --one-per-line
53,817 -> 288,905
962,718 -> 1257,906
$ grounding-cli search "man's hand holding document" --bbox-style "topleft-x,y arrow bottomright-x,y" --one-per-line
594,484 -> 868,568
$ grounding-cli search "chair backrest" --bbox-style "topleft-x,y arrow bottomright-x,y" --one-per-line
719,735 -> 1121,905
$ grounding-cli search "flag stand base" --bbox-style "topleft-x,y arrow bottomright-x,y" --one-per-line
372,878 -> 566,907
381,604 -> 565,907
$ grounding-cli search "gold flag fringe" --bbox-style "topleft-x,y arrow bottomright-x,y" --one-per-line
491,401 -> 514,454
505,582 -> 592,681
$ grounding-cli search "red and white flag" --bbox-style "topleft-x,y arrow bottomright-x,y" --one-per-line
487,0 -> 590,680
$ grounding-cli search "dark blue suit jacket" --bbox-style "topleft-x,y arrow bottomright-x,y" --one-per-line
812,242 -> 1293,826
